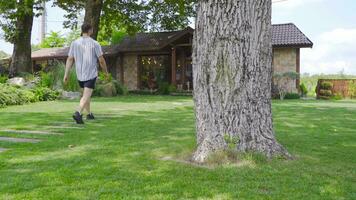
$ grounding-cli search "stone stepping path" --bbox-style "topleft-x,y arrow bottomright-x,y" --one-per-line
0,129 -> 62,135
0,137 -> 41,143
0,148 -> 8,153
44,126 -> 83,130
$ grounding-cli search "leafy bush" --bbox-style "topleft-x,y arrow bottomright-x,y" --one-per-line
318,81 -> 333,100
330,93 -> 343,100
32,87 -> 60,101
113,80 -> 128,95
53,63 -> 79,91
40,62 -> 79,92
0,75 -> 8,83
348,81 -> 356,99
98,71 -> 112,83
0,84 -> 41,107
40,71 -> 55,88
319,89 -> 332,97
299,83 -> 308,97
284,93 -> 300,99
320,81 -> 333,90
94,74 -> 128,97
168,84 -> 177,93
157,82 -> 170,95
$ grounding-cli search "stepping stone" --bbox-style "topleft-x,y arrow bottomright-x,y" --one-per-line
0,129 -> 61,135
44,126 -> 83,130
0,148 -> 8,153
0,137 -> 41,143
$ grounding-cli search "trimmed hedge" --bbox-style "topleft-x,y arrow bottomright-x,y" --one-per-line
284,93 -> 300,99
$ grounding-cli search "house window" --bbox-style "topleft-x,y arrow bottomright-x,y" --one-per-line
140,55 -> 169,89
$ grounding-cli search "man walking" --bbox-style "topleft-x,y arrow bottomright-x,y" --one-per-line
64,24 -> 109,124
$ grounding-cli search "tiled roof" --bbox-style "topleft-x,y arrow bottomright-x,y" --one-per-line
32,24 -> 313,59
115,28 -> 193,52
32,47 -> 68,59
272,23 -> 313,48
31,45 -> 118,59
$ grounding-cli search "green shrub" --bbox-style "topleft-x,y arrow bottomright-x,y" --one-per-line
157,82 -> 170,95
40,71 -> 55,88
51,62 -> 80,91
32,87 -> 60,101
93,84 -> 103,97
318,95 -> 331,100
348,81 -> 356,99
0,84 -> 40,107
98,72 -> 112,84
320,81 -> 333,90
319,89 -> 332,97
330,93 -> 343,100
0,75 -> 8,84
300,83 -> 308,97
113,80 -> 128,95
168,84 -> 177,93
284,93 -> 300,99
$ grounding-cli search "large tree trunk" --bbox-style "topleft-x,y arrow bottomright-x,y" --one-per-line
84,0 -> 103,40
192,0 -> 290,162
9,1 -> 34,77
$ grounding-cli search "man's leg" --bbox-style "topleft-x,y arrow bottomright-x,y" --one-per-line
73,87 -> 93,124
84,99 -> 91,114
79,87 -> 93,113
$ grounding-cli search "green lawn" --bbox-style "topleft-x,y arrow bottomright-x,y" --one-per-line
0,96 -> 355,199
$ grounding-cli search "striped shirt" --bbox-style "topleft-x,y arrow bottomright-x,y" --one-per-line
68,36 -> 103,81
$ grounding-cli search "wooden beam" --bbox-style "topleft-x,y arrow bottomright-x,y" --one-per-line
171,47 -> 177,85
181,50 -> 186,87
175,43 -> 192,47
296,48 -> 300,90
120,54 -> 124,84
137,55 -> 142,89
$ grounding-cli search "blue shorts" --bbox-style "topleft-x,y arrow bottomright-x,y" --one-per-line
78,77 -> 97,89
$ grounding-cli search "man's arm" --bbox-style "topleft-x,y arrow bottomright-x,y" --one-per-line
63,56 -> 74,84
98,55 -> 109,77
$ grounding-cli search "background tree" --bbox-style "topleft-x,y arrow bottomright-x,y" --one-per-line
192,0 -> 290,162
0,0 -> 47,76
54,0 -> 196,40
40,31 -> 66,48
83,0 -> 103,39
146,0 -> 196,31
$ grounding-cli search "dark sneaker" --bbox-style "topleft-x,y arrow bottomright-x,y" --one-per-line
87,113 -> 95,120
72,111 -> 84,124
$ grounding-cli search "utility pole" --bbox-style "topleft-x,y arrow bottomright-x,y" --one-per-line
40,1 -> 47,43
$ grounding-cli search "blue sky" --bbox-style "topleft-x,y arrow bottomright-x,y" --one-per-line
1,0 -> 356,74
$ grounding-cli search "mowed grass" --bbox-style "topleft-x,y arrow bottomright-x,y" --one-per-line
0,95 -> 355,200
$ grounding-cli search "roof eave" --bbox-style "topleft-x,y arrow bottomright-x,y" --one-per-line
273,43 -> 313,48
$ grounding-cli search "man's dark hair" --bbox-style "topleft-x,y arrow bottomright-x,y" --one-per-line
81,24 -> 92,35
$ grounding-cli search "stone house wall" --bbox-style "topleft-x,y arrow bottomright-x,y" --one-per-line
123,53 -> 138,90
272,48 -> 298,93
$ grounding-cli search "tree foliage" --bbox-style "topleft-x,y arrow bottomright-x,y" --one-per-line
40,31 -> 66,48
54,0 -> 196,39
0,0 -> 47,43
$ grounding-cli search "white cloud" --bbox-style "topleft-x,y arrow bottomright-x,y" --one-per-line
301,28 -> 356,75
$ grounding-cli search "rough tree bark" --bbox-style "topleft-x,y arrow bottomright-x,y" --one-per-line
84,0 -> 103,40
9,1 -> 34,77
192,0 -> 290,162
